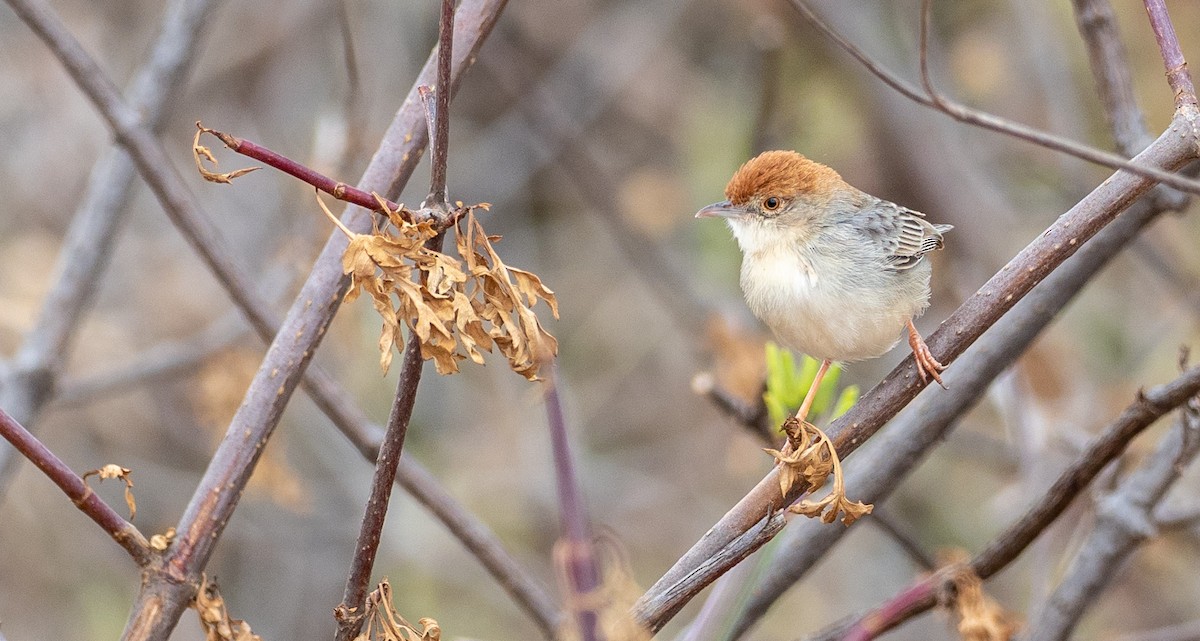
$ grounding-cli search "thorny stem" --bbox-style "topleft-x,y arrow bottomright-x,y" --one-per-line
335,330 -> 429,641
0,407 -> 151,565
787,0 -> 1200,197
545,362 -> 602,641
828,365 -> 1200,641
1144,0 -> 1197,108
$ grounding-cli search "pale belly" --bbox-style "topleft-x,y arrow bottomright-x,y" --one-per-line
739,250 -> 929,362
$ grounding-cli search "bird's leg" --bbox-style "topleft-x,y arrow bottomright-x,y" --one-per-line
906,319 -> 946,389
795,358 -> 832,425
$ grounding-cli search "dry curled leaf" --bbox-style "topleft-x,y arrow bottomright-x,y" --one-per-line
946,561 -> 1017,641
192,574 -> 262,641
766,418 -> 872,526
193,125 -> 259,184
149,527 -> 176,551
323,194 -> 558,381
82,463 -> 136,520
354,579 -> 440,641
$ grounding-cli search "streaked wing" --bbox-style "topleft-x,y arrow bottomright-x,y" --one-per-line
853,200 -> 950,271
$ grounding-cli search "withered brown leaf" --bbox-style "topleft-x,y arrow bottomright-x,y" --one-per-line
82,463 -> 136,520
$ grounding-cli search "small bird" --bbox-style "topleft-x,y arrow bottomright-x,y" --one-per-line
697,150 -> 951,423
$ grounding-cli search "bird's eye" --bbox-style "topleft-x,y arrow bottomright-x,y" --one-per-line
763,196 -> 781,211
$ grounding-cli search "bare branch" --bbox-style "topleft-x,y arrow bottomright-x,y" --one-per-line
0,407 -> 150,565
788,0 -> 1200,196
335,333 -> 428,641
426,0 -> 455,210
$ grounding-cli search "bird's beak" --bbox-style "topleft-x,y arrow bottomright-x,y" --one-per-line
695,200 -> 743,219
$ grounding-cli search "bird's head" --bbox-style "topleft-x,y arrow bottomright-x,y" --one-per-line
695,150 -> 848,252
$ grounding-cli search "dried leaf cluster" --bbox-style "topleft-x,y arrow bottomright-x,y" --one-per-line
82,463 -> 136,520
192,575 -> 262,641
354,579 -> 440,641
764,418 -> 872,525
946,563 -> 1017,641
554,537 -> 651,641
324,198 -> 558,380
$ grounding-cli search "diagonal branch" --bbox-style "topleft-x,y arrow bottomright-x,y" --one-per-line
0,407 -> 150,565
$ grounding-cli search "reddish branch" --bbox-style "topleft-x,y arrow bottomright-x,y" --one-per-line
0,407 -> 150,565
544,363 -> 602,641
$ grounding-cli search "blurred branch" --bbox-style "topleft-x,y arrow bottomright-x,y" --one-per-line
53,315 -> 248,407
869,507 -> 937,572
806,368 -> 1200,641
1072,0 -> 1153,155
334,333 -> 427,641
1113,618 -> 1200,641
545,362 -> 603,641
0,0 -> 220,497
787,0 -> 1200,196
1024,399 -> 1200,640
394,456 -> 562,635
0,407 -> 150,565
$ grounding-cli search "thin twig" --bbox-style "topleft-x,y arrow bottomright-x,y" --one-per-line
787,0 -> 1200,197
1143,0 -> 1198,109
426,0 -> 455,209
334,332 -> 428,641
0,0 -> 220,496
0,407 -> 151,565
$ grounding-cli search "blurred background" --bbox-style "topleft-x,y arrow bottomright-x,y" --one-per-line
2,0 -> 1200,639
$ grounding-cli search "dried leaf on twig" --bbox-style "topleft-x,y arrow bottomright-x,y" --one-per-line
193,126 -> 258,184
82,463 -> 136,520
765,418 -> 872,525
192,574 -> 262,641
942,558 -> 1017,641
354,579 -> 440,641
324,194 -> 558,380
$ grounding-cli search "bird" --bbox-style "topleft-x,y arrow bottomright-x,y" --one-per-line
696,150 -> 951,424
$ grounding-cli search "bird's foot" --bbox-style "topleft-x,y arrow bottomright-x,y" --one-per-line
907,321 -> 947,389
